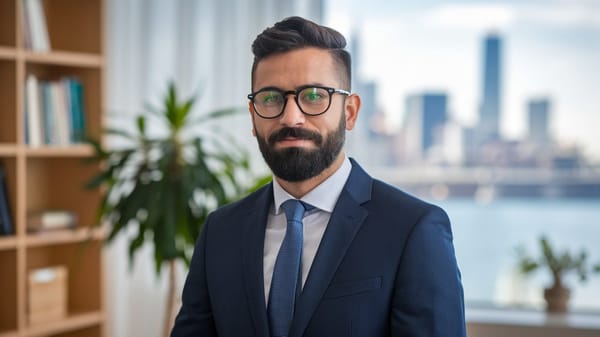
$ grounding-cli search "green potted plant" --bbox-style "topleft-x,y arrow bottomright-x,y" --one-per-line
517,235 -> 600,313
86,83 -> 267,337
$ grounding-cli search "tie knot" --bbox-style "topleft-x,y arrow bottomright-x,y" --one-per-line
281,199 -> 312,223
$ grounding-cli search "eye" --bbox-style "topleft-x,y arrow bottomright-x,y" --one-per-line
300,88 -> 326,103
257,91 -> 282,105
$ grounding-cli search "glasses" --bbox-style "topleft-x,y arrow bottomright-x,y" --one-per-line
248,85 -> 350,119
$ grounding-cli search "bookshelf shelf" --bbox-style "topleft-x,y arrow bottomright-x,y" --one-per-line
25,144 -> 95,157
24,51 -> 103,68
25,227 -> 105,247
0,331 -> 19,337
24,311 -> 103,337
0,146 -> 18,156
0,47 -> 17,60
0,0 -> 106,336
0,237 -> 18,250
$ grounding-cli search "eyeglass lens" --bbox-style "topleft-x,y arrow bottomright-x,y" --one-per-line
253,87 -> 331,118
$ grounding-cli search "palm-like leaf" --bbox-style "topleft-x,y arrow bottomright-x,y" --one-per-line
86,82 -> 261,274
516,235 -> 600,287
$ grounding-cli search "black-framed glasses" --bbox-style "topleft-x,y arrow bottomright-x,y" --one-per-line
247,85 -> 350,119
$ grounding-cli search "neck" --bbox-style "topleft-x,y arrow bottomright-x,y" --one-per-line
276,151 -> 346,199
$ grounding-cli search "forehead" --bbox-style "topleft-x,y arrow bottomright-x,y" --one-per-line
253,47 -> 341,90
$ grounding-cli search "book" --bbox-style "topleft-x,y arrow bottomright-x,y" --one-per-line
20,0 -> 32,49
51,81 -> 70,145
41,81 -> 56,144
66,78 -> 87,143
23,0 -> 51,52
26,77 -> 88,146
25,74 -> 43,147
0,164 -> 14,236
27,210 -> 77,232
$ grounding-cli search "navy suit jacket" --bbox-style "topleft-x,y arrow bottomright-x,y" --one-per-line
171,159 -> 466,337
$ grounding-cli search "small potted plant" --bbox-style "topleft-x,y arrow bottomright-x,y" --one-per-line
517,235 -> 600,313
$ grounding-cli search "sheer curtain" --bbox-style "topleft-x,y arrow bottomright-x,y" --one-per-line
104,1 -> 322,336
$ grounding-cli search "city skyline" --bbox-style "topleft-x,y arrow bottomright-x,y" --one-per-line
325,0 -> 600,160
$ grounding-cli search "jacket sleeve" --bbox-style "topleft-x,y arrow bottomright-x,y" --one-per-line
390,206 -> 466,337
170,217 -> 218,337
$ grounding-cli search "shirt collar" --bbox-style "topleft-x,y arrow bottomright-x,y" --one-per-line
272,156 -> 352,214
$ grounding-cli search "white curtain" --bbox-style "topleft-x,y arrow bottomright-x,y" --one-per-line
104,1 -> 323,336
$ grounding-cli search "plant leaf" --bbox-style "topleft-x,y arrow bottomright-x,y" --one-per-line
84,82 -> 263,276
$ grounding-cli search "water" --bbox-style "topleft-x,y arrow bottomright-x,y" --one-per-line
436,198 -> 600,312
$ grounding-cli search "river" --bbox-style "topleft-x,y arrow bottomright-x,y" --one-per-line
435,198 -> 600,312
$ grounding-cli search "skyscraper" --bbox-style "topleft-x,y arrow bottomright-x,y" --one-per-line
346,29 -> 384,164
349,30 -> 376,130
528,98 -> 551,145
478,34 -> 502,143
350,29 -> 361,92
402,93 -> 448,162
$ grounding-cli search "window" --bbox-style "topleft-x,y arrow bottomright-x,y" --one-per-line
326,0 -> 600,312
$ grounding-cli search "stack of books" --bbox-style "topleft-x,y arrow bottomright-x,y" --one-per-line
25,75 -> 87,147
27,210 -> 77,233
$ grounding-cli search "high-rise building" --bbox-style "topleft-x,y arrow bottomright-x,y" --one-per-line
346,29 -> 385,164
359,81 -> 377,138
350,29 -> 361,92
528,98 -> 551,145
402,93 -> 448,162
478,34 -> 502,143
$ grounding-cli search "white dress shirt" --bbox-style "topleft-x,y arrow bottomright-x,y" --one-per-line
263,156 -> 352,304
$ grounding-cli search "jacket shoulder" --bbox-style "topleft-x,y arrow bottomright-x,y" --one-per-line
369,178 -> 447,219
208,183 -> 271,221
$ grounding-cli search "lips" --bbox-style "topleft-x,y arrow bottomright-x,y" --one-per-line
276,138 -> 311,148
268,127 -> 322,146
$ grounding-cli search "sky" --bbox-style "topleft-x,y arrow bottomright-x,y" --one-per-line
324,0 -> 600,160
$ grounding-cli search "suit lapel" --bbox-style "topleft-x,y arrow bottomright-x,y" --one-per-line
241,184 -> 273,337
289,159 -> 372,337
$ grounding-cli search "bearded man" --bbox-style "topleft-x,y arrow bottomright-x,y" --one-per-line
171,16 -> 466,337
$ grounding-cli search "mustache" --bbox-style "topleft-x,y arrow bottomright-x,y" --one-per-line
268,127 -> 323,146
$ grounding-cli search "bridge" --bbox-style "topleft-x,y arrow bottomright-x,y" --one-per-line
369,166 -> 600,200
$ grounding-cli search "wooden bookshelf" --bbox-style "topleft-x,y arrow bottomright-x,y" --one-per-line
0,1 -> 106,337
0,236 -> 18,250
24,312 -> 103,337
0,47 -> 18,59
25,227 -> 105,247
24,51 -> 104,67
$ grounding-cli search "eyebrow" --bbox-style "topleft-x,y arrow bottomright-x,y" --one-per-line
254,83 -> 330,92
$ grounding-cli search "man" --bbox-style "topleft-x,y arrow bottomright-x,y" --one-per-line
171,16 -> 466,337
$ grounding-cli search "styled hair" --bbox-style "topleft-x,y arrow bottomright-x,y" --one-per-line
251,16 -> 351,90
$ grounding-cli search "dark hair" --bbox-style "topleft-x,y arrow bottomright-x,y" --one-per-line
251,16 -> 351,90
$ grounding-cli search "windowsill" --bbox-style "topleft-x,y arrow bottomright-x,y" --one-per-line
466,307 -> 600,330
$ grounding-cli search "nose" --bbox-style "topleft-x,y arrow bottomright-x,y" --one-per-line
279,95 -> 306,127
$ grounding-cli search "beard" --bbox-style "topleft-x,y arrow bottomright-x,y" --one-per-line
255,115 -> 346,182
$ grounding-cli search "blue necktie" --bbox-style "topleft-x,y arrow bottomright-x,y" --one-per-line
268,199 -> 312,337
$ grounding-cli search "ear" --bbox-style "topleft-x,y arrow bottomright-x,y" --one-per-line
344,94 -> 361,131
248,101 -> 257,137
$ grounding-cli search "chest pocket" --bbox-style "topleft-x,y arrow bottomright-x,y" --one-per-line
323,276 -> 382,299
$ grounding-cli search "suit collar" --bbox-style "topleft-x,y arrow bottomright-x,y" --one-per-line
345,158 -> 372,205
241,183 -> 273,337
289,159 -> 372,337
241,159 -> 373,337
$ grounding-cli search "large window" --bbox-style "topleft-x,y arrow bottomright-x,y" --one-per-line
325,0 -> 600,312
